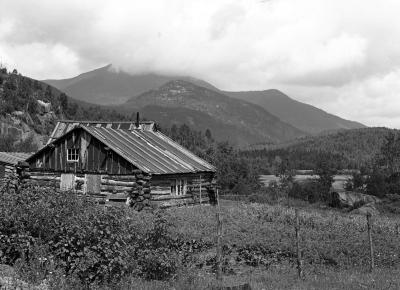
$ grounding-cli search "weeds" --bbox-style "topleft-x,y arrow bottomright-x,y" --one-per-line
1,185 -> 400,288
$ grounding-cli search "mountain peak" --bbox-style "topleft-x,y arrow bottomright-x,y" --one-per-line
123,79 -> 305,146
262,89 -> 290,98
44,65 -> 365,135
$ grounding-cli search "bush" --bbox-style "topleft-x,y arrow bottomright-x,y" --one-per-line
289,180 -> 327,203
345,171 -> 366,191
366,169 -> 388,197
248,182 -> 285,204
0,185 -> 187,285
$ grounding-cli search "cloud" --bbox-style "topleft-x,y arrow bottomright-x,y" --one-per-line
1,0 -> 400,127
209,3 -> 246,40
282,69 -> 400,128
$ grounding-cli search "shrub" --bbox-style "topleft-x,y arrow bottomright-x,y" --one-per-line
366,169 -> 388,197
345,171 -> 366,191
248,182 -> 284,204
289,180 -> 327,203
0,185 -> 186,285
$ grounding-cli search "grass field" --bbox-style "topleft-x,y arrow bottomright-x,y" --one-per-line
117,266 -> 400,290
2,195 -> 400,289
162,200 -> 400,289
89,199 -> 400,289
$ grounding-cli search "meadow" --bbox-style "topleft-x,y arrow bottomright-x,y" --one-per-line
1,184 -> 400,289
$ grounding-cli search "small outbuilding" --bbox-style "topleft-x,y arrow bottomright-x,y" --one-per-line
0,152 -> 32,180
25,120 -> 217,208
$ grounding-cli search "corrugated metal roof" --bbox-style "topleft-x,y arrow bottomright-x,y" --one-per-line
0,152 -> 32,165
47,120 -> 156,144
82,126 -> 215,175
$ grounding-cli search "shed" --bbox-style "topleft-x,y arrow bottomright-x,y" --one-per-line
0,152 -> 32,180
25,120 -> 216,208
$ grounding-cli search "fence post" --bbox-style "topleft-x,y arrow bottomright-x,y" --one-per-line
295,209 -> 303,279
367,213 -> 374,272
199,174 -> 202,206
216,188 -> 222,283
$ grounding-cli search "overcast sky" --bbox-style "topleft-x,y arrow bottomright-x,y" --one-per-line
1,0 -> 400,128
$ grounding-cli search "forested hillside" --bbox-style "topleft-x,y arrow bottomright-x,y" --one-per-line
227,89 -> 365,134
242,127 -> 399,172
0,66 -> 130,149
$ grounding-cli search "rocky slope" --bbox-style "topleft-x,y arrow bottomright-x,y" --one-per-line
0,68 -> 130,150
122,80 -> 306,146
44,64 -> 218,105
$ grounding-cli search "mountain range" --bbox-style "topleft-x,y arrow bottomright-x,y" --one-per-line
44,64 -> 218,105
225,90 -> 364,134
43,64 -> 366,146
122,80 -> 305,145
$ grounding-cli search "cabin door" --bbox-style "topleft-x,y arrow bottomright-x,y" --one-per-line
84,174 -> 101,194
60,173 -> 75,191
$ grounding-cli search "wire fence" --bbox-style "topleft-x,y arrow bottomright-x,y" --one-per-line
210,198 -> 400,280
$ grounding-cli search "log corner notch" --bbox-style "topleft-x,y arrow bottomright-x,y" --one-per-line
126,169 -> 152,211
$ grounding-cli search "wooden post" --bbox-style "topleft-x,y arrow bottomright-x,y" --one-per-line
295,209 -> 303,279
216,188 -> 222,283
199,174 -> 202,206
367,213 -> 374,272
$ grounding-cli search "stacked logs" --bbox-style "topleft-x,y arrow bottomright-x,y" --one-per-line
149,175 -> 217,208
126,171 -> 152,211
1,162 -> 31,193
21,172 -> 61,189
0,168 -> 20,194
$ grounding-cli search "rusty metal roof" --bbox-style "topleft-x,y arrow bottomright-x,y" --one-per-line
31,123 -> 215,175
47,120 -> 156,144
82,126 -> 215,175
0,152 -> 32,166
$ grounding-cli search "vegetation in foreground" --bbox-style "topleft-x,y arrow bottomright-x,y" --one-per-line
1,182 -> 400,289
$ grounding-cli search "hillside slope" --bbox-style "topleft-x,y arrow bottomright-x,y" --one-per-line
226,89 -> 366,134
245,127 -> 397,169
122,80 -> 306,146
0,68 -> 130,149
44,64 -> 218,105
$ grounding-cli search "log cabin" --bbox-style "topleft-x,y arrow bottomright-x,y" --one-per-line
25,120 -> 217,208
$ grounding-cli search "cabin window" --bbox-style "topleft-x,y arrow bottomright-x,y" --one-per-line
171,179 -> 187,195
67,148 -> 79,162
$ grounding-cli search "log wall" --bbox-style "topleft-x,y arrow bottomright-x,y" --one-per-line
150,173 -> 216,208
20,169 -> 216,209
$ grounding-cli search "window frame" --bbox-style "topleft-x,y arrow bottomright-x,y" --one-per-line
67,148 -> 80,163
170,178 -> 187,196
